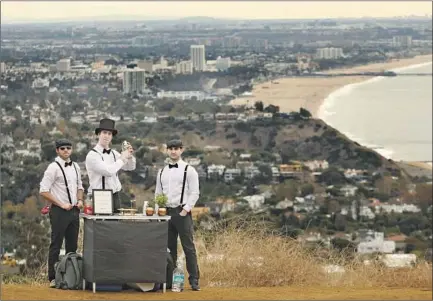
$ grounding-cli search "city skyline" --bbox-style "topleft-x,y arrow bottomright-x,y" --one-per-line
1,1 -> 432,23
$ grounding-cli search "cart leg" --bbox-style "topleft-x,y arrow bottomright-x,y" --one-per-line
82,279 -> 86,291
163,283 -> 166,293
93,282 -> 96,293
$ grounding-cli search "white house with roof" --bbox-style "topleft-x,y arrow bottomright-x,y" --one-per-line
207,164 -> 226,179
224,168 -> 242,182
242,194 -> 265,210
357,231 -> 396,254
303,160 -> 329,171
376,204 -> 420,214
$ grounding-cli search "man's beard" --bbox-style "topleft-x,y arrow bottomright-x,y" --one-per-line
169,156 -> 179,163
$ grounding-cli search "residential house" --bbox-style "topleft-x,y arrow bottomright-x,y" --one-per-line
242,194 -> 265,210
303,160 -> 329,171
276,199 -> 294,209
187,113 -> 200,121
224,168 -> 242,182
204,145 -> 221,152
174,115 -> 188,121
340,185 -> 358,197
141,116 -> 158,123
386,234 -> 408,252
156,115 -> 173,122
26,139 -> 41,152
344,169 -> 366,179
76,142 -> 87,153
239,153 -> 252,160
236,161 -> 254,170
1,135 -> 14,147
244,165 -> 260,179
184,157 -> 201,166
271,166 -> 280,182
357,231 -> 396,254
226,113 -> 239,122
70,114 -> 86,124
207,164 -> 226,179
350,200 -> 375,220
376,203 -> 420,214
279,162 -> 303,178
195,165 -> 207,179
215,113 -> 227,123
293,195 -> 318,213
200,113 -> 214,121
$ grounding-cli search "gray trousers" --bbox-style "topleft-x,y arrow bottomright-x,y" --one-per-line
167,206 -> 200,283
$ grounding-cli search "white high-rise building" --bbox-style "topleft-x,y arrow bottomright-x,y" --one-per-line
315,48 -> 344,60
0,62 -> 5,73
392,35 -> 413,48
190,45 -> 205,72
123,68 -> 146,94
56,59 -> 71,72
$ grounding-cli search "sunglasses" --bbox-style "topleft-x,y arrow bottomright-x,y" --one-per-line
59,146 -> 72,151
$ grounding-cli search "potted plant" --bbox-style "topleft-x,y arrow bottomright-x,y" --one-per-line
155,194 -> 168,216
146,199 -> 155,216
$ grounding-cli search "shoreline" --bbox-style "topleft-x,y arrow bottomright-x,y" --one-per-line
317,59 -> 432,161
229,54 -> 432,117
229,54 -> 432,163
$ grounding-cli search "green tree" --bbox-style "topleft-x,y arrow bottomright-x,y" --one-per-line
254,101 -> 264,112
300,183 -> 315,196
275,180 -> 298,201
299,107 -> 312,119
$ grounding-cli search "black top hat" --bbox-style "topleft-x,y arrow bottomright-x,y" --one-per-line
95,118 -> 118,136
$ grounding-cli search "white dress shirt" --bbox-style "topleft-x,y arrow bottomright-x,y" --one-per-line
85,144 -> 136,194
40,156 -> 84,206
155,159 -> 200,212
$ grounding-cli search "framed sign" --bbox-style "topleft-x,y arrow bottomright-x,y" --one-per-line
92,189 -> 114,215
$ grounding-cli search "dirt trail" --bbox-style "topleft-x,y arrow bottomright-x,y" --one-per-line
2,285 -> 432,300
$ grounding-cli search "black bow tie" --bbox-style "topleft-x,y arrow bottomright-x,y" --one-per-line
169,163 -> 178,169
65,161 -> 73,167
103,149 -> 111,154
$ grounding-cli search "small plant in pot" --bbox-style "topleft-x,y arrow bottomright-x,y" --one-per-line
155,194 -> 168,216
145,200 -> 155,216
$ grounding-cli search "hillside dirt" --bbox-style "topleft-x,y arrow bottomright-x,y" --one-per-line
2,284 -> 432,300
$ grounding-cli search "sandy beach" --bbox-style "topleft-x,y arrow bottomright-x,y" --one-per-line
229,54 -> 432,117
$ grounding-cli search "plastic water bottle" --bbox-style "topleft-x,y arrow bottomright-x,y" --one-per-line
171,258 -> 185,292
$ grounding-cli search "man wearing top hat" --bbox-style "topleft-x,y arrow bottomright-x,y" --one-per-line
155,138 -> 201,291
85,118 -> 136,213
40,139 -> 84,287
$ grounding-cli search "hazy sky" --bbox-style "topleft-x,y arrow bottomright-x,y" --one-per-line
1,1 -> 432,22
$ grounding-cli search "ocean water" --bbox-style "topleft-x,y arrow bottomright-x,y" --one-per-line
318,62 -> 432,162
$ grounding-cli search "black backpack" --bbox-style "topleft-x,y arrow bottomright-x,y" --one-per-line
54,252 -> 83,290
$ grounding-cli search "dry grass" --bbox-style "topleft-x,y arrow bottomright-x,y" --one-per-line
3,217 -> 432,290
192,217 -> 432,289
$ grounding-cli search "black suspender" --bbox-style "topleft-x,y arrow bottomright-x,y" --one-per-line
159,166 -> 166,192
54,161 -> 79,205
159,164 -> 189,205
180,165 -> 189,205
91,149 -> 116,190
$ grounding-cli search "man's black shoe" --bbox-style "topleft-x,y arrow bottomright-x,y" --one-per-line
191,279 -> 200,291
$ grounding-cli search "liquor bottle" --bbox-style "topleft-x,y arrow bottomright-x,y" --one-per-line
171,258 -> 185,292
